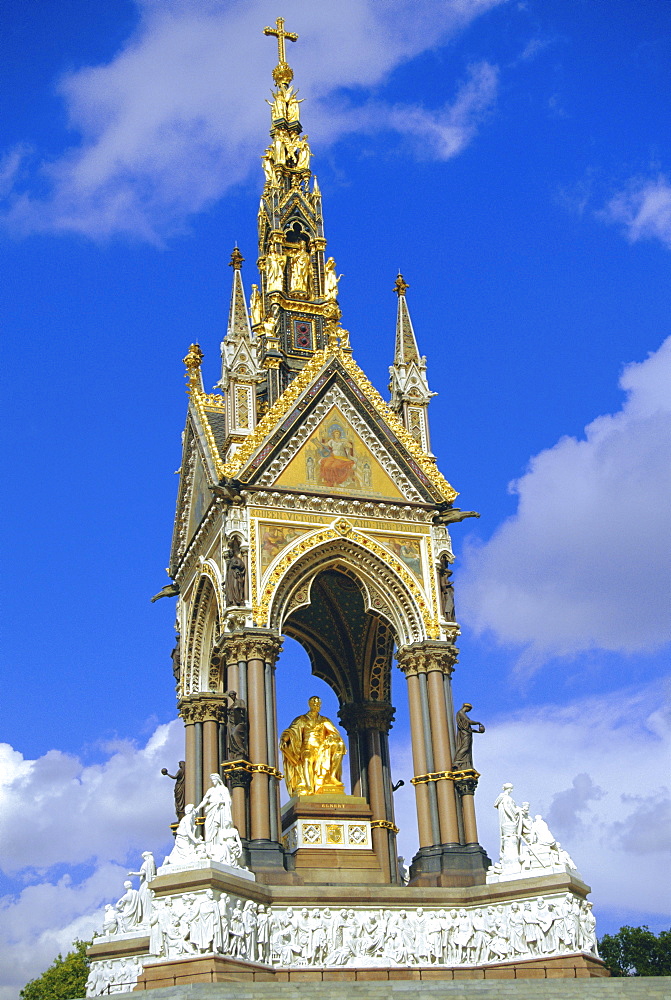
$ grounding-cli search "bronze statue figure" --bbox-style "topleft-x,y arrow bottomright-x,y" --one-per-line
438,555 -> 456,621
452,703 -> 485,771
225,537 -> 247,606
225,690 -> 249,761
161,760 -> 186,821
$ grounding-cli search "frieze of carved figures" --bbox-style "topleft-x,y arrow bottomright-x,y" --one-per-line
88,890 -> 599,991
488,783 -> 583,882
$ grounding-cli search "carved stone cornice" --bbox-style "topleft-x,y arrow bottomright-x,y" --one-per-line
396,640 -> 459,678
178,693 -> 228,724
219,629 -> 283,666
339,700 -> 395,734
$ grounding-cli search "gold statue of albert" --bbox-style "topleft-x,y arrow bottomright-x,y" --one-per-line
279,696 -> 347,797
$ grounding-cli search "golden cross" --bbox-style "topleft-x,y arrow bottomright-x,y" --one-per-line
263,16 -> 298,65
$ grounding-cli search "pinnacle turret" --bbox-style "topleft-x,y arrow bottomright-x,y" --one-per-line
389,274 -> 435,454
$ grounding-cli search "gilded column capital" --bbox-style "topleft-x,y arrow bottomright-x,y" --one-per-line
339,700 -> 395,734
220,629 -> 283,666
396,640 -> 458,678
178,694 -> 228,724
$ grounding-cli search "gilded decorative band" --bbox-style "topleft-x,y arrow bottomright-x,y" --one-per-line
411,767 -> 480,786
370,819 -> 399,834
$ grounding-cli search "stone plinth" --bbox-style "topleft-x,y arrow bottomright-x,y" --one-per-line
280,794 -> 384,884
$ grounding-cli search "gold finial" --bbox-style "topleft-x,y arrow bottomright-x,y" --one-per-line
183,343 -> 204,393
264,16 -> 298,86
229,247 -> 244,270
394,273 -> 409,297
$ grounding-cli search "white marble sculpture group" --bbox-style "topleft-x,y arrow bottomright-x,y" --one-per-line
488,783 -> 580,882
163,774 -> 244,870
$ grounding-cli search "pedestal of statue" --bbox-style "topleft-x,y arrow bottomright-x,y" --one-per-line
281,793 -> 385,884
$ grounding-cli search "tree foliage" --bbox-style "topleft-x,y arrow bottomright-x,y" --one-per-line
599,925 -> 671,977
20,940 -> 90,1000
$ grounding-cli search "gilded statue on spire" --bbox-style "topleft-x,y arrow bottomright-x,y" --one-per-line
279,696 -> 347,797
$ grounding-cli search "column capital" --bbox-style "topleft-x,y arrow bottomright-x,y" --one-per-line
178,694 -> 228,724
396,640 -> 458,678
453,768 -> 480,796
218,628 -> 283,666
339,700 -> 395,734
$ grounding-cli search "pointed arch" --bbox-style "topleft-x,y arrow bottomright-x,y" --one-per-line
182,572 -> 222,696
263,523 -> 434,647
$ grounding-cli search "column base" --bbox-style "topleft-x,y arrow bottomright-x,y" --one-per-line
244,839 -> 293,881
408,842 -> 491,887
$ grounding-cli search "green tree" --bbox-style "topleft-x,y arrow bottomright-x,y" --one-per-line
20,940 -> 90,1000
599,925 -> 671,977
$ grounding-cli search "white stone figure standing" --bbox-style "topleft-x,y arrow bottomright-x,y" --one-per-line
494,783 -> 520,871
148,894 -> 164,957
128,851 -> 156,923
116,880 -> 143,931
508,902 -> 526,955
197,774 -> 243,866
257,904 -> 271,963
230,900 -> 245,958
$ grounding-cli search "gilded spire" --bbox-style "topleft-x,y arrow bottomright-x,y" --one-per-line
393,273 -> 420,366
225,248 -> 253,343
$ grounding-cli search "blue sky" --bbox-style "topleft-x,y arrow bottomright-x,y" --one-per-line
1,0 -> 670,992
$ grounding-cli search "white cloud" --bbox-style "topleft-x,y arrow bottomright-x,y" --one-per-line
457,336 -> 671,672
0,720 -> 182,997
0,0 -> 502,242
391,678 -> 671,924
603,175 -> 671,249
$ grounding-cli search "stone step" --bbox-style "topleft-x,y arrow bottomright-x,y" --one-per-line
77,979 -> 671,999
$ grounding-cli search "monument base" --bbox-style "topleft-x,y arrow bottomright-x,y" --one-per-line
87,868 -> 607,993
134,951 -> 608,989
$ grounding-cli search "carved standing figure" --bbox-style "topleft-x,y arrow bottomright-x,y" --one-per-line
225,690 -> 249,760
161,760 -> 186,821
438,555 -> 456,620
265,249 -> 286,292
323,257 -> 342,300
225,537 -> 247,606
296,135 -> 311,170
452,702 -> 485,770
493,783 -> 520,870
290,246 -> 311,294
250,284 -> 263,328
197,774 -> 243,866
116,881 -> 142,931
127,851 -> 156,923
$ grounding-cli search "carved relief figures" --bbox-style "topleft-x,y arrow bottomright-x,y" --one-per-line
280,696 -> 347,797
90,886 -> 599,992
225,690 -> 249,761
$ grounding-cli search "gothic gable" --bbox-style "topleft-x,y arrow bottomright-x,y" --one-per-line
223,346 -> 457,505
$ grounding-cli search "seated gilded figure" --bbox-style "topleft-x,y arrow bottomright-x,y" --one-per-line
279,696 -> 347,797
